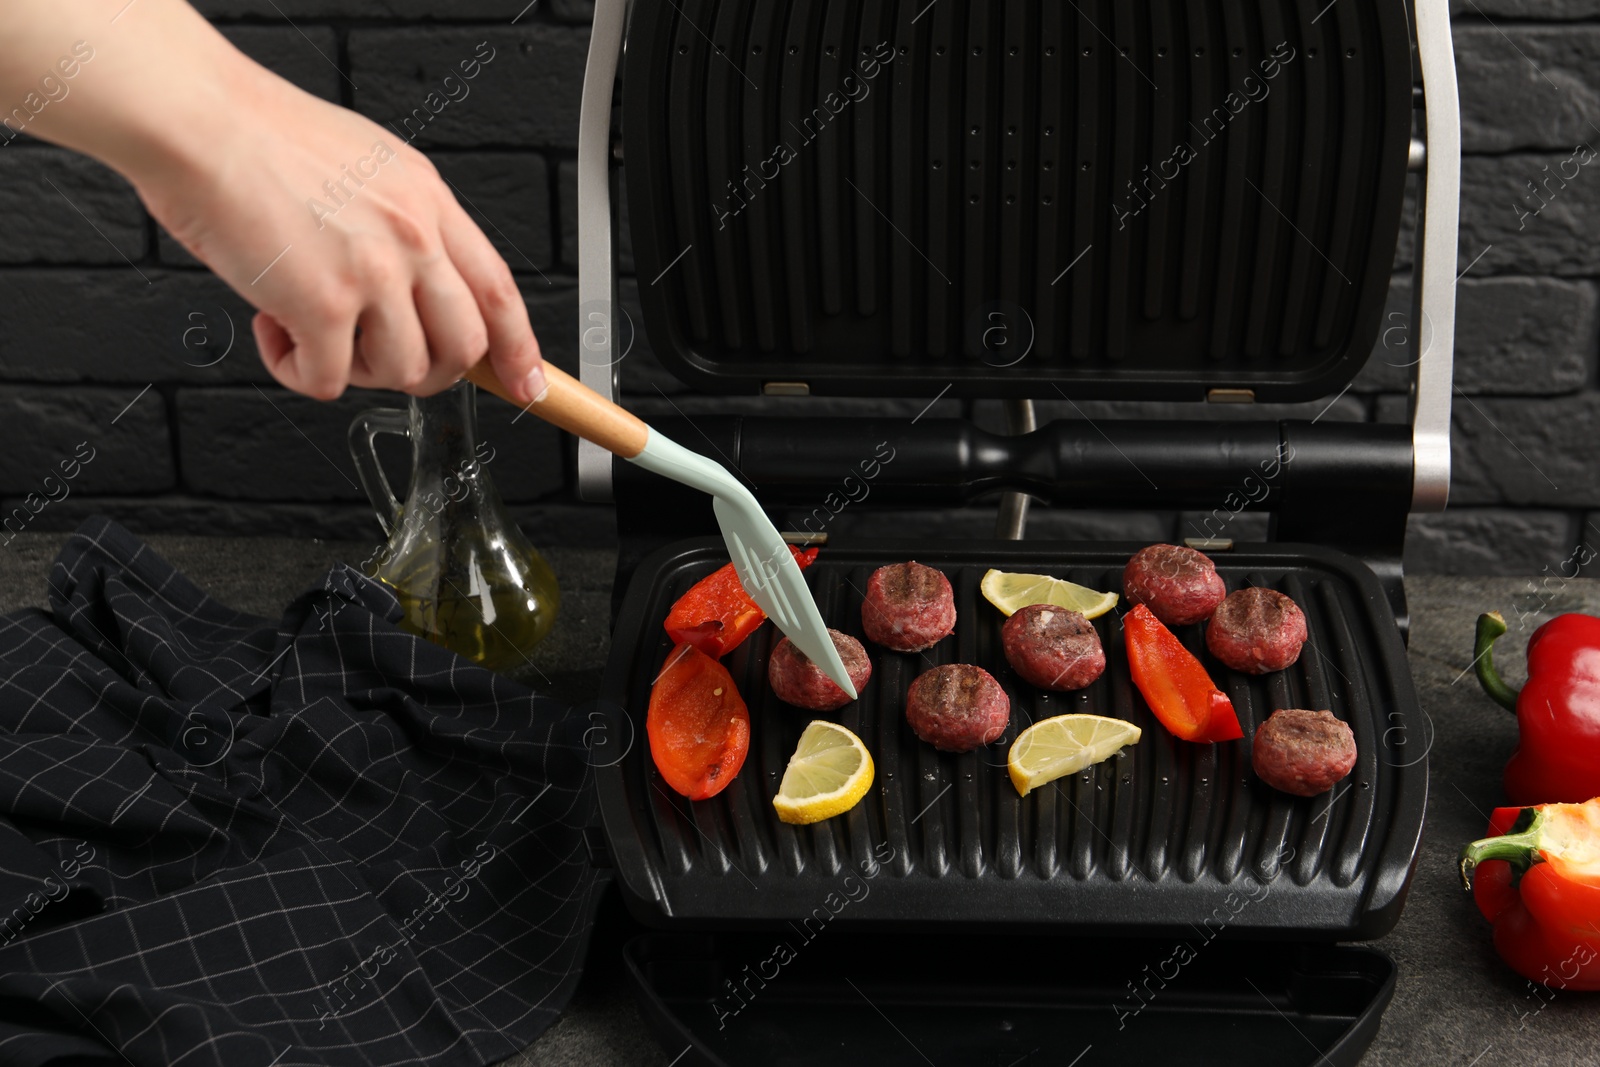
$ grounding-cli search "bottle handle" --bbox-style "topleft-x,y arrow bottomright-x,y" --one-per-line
347,407 -> 411,536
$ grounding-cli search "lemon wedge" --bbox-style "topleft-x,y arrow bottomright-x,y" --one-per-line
980,568 -> 1118,619
1008,714 -> 1141,797
773,721 -> 875,825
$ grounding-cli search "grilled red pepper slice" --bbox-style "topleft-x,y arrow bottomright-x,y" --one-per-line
1474,611 -> 1600,805
1123,603 -> 1243,743
647,643 -> 750,800
663,545 -> 821,658
1460,797 -> 1600,990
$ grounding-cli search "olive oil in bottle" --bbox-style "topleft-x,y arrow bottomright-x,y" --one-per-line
350,382 -> 559,678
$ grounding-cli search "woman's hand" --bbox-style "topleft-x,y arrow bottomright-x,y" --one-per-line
1,0 -> 546,404
140,63 -> 547,402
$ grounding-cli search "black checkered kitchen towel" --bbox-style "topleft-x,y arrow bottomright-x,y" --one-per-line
0,519 -> 598,1067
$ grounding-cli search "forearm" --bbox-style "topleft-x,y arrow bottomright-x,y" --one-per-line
0,0 -> 547,404
0,0 -> 253,187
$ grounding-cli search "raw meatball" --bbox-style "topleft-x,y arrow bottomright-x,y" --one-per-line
905,664 -> 1010,752
1206,587 -> 1308,675
1001,605 -> 1105,691
1123,544 -> 1227,626
862,562 -> 957,652
1252,709 -> 1357,797
768,629 -> 873,712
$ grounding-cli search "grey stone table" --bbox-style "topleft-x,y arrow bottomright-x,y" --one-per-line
2,532 -> 1598,1067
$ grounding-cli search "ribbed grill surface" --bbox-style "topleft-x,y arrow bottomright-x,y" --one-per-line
622,0 -> 1412,399
597,541 -> 1426,938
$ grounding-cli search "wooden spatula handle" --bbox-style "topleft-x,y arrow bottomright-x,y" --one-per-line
465,360 -> 650,459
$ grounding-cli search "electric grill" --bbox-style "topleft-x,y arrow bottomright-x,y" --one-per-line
571,0 -> 1458,1062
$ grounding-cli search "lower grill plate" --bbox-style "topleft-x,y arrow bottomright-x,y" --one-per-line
595,540 -> 1426,939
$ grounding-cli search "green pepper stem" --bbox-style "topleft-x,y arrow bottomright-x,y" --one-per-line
1460,807 -> 1546,890
1473,611 -> 1522,714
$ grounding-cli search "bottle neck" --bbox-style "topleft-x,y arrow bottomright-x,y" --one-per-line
409,382 -> 480,474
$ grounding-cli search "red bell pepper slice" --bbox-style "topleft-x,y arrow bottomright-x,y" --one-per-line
647,643 -> 750,800
1123,603 -> 1243,743
1475,611 -> 1600,805
664,545 -> 820,658
1461,797 -> 1600,990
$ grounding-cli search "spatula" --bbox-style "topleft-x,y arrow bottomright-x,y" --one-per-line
466,362 -> 857,700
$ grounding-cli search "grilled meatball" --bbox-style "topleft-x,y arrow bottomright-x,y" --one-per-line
862,561 -> 957,652
1206,587 -> 1308,675
1123,544 -> 1227,627
905,664 -> 1010,752
768,629 -> 873,712
1001,605 -> 1105,691
1252,709 -> 1357,797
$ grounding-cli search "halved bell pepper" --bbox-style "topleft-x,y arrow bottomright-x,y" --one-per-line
663,545 -> 820,658
647,643 -> 750,801
1474,611 -> 1600,805
1123,603 -> 1243,743
1460,797 -> 1600,990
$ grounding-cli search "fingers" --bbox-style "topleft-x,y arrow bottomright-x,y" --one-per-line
437,195 -> 545,405
253,308 -> 357,400
410,257 -> 490,396
259,253 -> 484,401
347,286 -> 430,394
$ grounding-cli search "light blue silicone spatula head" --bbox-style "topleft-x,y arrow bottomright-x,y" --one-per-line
628,432 -> 856,700
462,360 -> 855,699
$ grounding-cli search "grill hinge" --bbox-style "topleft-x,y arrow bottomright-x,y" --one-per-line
1185,538 -> 1235,552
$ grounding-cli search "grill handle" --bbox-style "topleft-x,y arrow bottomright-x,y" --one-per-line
735,417 -> 1410,512
613,415 -> 1415,633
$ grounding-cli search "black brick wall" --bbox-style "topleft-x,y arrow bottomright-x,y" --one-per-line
0,1 -> 1592,577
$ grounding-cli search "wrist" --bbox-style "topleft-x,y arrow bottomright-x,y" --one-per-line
102,29 -> 266,196
34,0 -> 263,198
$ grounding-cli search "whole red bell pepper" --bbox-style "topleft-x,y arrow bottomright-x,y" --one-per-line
1460,797 -> 1600,990
663,545 -> 820,658
1474,611 -> 1600,805
647,643 -> 750,801
1123,604 -> 1243,743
